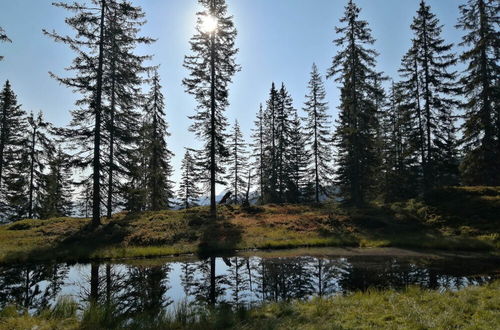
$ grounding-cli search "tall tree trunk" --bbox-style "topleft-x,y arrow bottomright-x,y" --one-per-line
92,0 -> 106,228
421,13 -> 433,192
107,48 -> 117,219
209,4 -> 217,219
209,256 -> 216,305
0,97 -> 9,190
28,125 -> 36,218
313,90 -> 320,203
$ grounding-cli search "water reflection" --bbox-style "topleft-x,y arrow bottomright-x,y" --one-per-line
0,254 -> 498,315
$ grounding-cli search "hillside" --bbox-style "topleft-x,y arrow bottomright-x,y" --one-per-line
0,186 -> 498,264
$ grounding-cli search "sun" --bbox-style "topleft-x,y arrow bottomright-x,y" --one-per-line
200,15 -> 218,34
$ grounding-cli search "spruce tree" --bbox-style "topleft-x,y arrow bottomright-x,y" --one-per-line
407,0 -> 460,190
178,150 -> 201,209
275,84 -> 295,203
0,27 -> 11,61
303,63 -> 332,203
327,0 -> 381,206
398,50 -> 427,192
38,147 -> 74,219
225,120 -> 249,204
26,112 -> 54,219
183,0 -> 239,218
102,0 -> 153,218
381,82 -> 420,200
143,71 -> 174,211
44,0 -> 108,227
456,0 -> 500,185
0,81 -> 26,220
250,104 -> 265,202
262,83 -> 280,203
287,110 -> 309,203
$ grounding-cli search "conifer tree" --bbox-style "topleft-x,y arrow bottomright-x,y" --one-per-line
102,0 -> 153,218
38,147 -> 74,219
143,71 -> 174,211
183,0 -> 239,218
0,27 -> 11,61
178,150 -> 201,209
225,120 -> 248,203
250,104 -> 265,201
0,81 -> 26,220
287,110 -> 309,203
303,63 -> 332,203
275,84 -> 295,203
262,83 -> 280,203
327,0 -> 381,206
405,0 -> 460,191
381,82 -> 420,200
456,0 -> 500,185
26,112 -> 54,219
44,0 -> 108,227
398,50 -> 427,192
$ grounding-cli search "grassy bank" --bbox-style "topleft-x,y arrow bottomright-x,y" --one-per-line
0,186 -> 498,264
1,281 -> 499,329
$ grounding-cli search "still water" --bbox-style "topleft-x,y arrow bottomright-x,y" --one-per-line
0,250 -> 498,315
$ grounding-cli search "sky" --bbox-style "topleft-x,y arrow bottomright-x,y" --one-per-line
0,0 -> 464,190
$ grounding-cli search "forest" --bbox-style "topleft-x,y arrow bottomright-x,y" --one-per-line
0,0 -> 499,329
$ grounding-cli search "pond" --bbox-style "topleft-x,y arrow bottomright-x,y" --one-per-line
0,249 -> 498,316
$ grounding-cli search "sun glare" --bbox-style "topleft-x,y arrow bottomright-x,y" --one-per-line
200,15 -> 218,34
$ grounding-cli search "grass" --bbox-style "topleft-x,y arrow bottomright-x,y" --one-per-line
0,186 -> 499,264
1,280 -> 499,329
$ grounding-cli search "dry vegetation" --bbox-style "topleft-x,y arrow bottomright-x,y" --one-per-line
0,186 -> 499,264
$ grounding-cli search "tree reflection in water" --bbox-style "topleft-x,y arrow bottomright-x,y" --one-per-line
0,254 -> 497,317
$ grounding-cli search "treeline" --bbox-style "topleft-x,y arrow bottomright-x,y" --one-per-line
0,0 -> 498,223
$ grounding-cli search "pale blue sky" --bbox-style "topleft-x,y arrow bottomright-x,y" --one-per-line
0,0 -> 464,186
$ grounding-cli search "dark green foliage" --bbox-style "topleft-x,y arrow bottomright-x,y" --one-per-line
38,147 -> 73,219
327,0 -> 381,206
225,120 -> 249,204
178,150 -> 202,209
259,83 -> 306,204
141,71 -> 174,211
26,112 -> 55,219
405,0 -> 460,191
183,0 -> 239,217
456,0 -> 500,186
44,0 -> 108,227
102,0 -> 154,218
0,81 -> 28,221
250,104 -> 265,202
287,110 -> 309,203
380,82 -> 421,201
303,63 -> 332,203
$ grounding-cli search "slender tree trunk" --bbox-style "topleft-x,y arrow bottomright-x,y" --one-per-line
349,22 -> 361,206
92,0 -> 106,228
209,7 -> 217,219
414,58 -> 426,189
478,0 -> 494,184
259,116 -> 264,200
209,256 -> 216,305
421,14 -> 433,192
107,58 -> 116,219
313,90 -> 320,203
28,125 -> 36,218
0,98 -> 9,190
